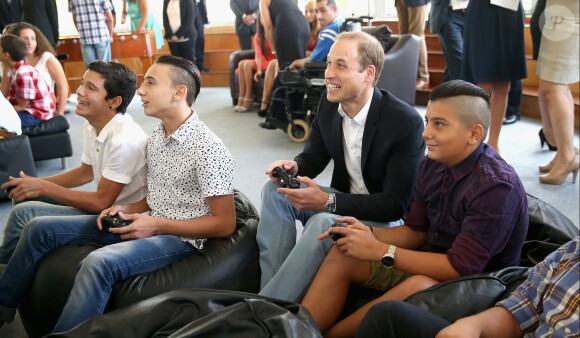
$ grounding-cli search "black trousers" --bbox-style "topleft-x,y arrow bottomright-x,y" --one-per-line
355,301 -> 450,338
168,39 -> 195,63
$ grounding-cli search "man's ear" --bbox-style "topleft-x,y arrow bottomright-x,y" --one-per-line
469,124 -> 484,145
174,84 -> 188,102
366,65 -> 376,84
108,96 -> 122,111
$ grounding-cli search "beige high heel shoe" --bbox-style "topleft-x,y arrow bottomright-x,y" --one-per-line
539,153 -> 580,185
539,147 -> 579,173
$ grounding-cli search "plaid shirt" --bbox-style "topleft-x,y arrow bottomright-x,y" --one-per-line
69,0 -> 113,45
498,237 -> 579,337
9,61 -> 54,121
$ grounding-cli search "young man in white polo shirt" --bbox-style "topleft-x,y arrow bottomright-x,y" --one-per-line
0,60 -> 148,264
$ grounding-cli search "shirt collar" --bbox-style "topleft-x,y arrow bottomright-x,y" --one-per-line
439,143 -> 485,179
165,110 -> 199,144
337,90 -> 373,126
90,113 -> 123,142
13,60 -> 26,71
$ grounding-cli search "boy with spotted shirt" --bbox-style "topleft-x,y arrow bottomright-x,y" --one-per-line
0,55 -> 236,333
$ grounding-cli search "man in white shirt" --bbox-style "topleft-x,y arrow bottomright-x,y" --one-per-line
0,60 -> 148,264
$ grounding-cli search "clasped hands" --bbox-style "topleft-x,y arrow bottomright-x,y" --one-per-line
98,205 -> 157,240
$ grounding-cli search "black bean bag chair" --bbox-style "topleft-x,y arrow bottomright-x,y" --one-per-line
19,190 -> 261,338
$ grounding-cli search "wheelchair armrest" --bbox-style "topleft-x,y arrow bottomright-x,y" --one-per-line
229,50 -> 256,101
304,61 -> 327,70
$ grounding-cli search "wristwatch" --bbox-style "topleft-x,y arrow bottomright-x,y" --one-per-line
323,193 -> 336,212
380,245 -> 397,269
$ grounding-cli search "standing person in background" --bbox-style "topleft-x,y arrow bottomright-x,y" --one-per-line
396,0 -> 430,89
0,0 -> 21,33
69,0 -> 115,67
234,12 -> 275,112
163,0 -> 196,63
193,0 -> 209,72
4,22 -> 69,116
536,0 -> 579,185
462,0 -> 527,153
230,0 -> 259,51
21,0 -> 59,47
121,0 -> 165,50
259,0 -> 310,70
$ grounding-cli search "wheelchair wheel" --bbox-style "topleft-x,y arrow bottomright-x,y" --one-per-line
287,119 -> 310,143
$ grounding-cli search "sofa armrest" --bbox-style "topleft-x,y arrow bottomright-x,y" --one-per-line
229,50 -> 256,103
377,34 -> 420,106
0,135 -> 36,199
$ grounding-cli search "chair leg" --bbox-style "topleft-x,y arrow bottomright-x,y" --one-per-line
61,157 -> 67,170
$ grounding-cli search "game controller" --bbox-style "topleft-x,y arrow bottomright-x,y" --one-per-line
271,166 -> 300,189
329,222 -> 347,241
101,215 -> 132,230
4,185 -> 14,196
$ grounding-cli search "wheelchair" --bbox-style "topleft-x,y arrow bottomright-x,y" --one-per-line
259,62 -> 327,143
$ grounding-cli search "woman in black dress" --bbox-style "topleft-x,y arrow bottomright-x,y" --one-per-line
259,0 -> 310,70
462,1 -> 527,152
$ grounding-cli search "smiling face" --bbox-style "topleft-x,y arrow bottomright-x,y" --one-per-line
75,70 -> 112,121
423,99 -> 482,167
138,63 -> 180,118
316,0 -> 338,27
324,38 -> 374,115
18,28 -> 37,56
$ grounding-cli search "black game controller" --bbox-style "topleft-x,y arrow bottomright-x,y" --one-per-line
101,215 -> 132,230
4,185 -> 14,196
329,222 -> 347,241
271,166 -> 300,189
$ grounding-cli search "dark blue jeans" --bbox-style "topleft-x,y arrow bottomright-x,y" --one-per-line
0,214 -> 195,332
438,10 -> 465,81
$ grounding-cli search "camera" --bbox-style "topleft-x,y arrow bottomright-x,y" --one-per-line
271,166 -> 300,189
329,222 -> 347,241
101,215 -> 132,230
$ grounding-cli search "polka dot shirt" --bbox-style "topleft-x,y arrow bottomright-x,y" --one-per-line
146,111 -> 234,249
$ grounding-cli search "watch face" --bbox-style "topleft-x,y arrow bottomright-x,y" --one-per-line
381,255 -> 395,268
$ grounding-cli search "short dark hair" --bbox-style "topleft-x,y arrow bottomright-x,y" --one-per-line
87,60 -> 137,114
429,80 -> 490,106
317,0 -> 336,7
429,80 -> 491,140
154,55 -> 201,106
0,34 -> 28,62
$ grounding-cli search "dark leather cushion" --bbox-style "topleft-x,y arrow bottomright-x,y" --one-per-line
46,289 -> 322,338
19,190 -> 261,338
22,115 -> 70,137
0,135 -> 36,199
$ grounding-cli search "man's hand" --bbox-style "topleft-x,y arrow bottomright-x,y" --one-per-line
242,14 -> 255,26
2,171 -> 45,201
278,176 -> 326,211
321,216 -> 388,262
289,58 -> 307,70
106,212 -> 158,240
266,160 -> 298,184
97,205 -> 129,230
170,35 -> 178,42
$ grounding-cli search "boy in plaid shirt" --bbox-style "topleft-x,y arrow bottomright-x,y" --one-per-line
0,34 -> 54,128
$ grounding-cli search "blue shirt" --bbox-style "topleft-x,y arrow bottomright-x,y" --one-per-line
309,17 -> 344,62
499,238 -> 579,337
406,144 -> 529,275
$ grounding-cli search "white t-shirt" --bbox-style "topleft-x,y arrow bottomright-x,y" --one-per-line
81,113 -> 148,205
0,94 -> 22,135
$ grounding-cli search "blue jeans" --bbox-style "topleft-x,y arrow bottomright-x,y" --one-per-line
0,201 -> 90,264
438,10 -> 464,81
80,40 -> 111,67
257,181 -> 403,302
17,111 -> 42,128
0,215 -> 195,332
